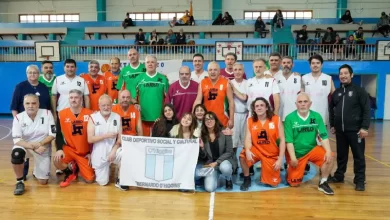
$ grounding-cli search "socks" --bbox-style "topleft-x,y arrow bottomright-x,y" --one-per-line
16,177 -> 24,183
320,177 -> 328,184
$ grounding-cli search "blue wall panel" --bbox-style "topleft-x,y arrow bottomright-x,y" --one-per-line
0,61 -> 388,118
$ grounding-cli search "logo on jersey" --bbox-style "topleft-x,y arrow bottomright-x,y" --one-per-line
257,130 -> 270,144
84,115 -> 89,121
348,91 -> 353,97
77,81 -> 81,87
322,80 -> 327,86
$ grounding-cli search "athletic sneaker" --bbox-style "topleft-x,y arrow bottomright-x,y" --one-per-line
355,183 -> 365,191
14,181 -> 25,195
115,178 -> 129,191
240,176 -> 251,191
23,158 -> 29,181
318,181 -> 334,195
226,180 -> 233,191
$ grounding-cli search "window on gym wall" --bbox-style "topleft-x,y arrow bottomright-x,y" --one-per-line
19,14 -> 80,23
128,12 -> 186,21
244,10 -> 313,20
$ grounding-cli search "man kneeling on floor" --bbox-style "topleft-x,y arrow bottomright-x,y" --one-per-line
240,97 -> 286,191
284,92 -> 335,195
88,94 -> 128,190
11,94 -> 56,195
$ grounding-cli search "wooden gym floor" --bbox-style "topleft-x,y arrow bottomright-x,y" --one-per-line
0,118 -> 389,220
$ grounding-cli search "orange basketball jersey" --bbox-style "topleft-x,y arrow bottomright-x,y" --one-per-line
81,74 -> 107,111
201,77 -> 229,127
59,108 -> 93,155
104,71 -> 119,104
112,104 -> 140,135
248,115 -> 280,157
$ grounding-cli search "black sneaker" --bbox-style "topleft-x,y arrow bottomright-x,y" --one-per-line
14,181 -> 25,195
115,178 -> 129,191
23,158 -> 29,181
226,180 -> 233,191
355,183 -> 365,191
328,176 -> 344,183
318,181 -> 334,195
239,166 -> 255,178
240,177 -> 251,191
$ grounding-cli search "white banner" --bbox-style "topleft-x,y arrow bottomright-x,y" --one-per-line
97,59 -> 183,84
120,136 -> 199,190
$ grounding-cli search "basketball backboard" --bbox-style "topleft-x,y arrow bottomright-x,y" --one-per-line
35,41 -> 60,61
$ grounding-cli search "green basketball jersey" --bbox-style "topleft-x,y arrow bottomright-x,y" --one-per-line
38,74 -> 56,96
284,110 -> 328,158
130,72 -> 169,122
116,63 -> 146,90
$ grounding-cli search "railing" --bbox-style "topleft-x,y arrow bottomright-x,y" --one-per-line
0,44 -> 378,62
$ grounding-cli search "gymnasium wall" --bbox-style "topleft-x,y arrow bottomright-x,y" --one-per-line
1,0 -> 389,23
1,61 -> 388,119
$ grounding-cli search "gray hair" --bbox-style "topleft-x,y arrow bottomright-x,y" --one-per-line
69,89 -> 83,97
26,65 -> 39,74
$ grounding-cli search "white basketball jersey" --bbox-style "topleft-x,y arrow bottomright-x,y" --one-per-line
274,73 -> 302,121
12,109 -> 56,153
91,112 -> 121,149
246,77 -> 280,111
302,73 -> 332,124
231,79 -> 248,113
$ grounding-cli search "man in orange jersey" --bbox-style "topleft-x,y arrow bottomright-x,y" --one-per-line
53,89 -> 95,187
112,90 -> 142,136
239,97 -> 286,191
192,61 -> 234,128
80,60 -> 106,111
104,57 -> 121,104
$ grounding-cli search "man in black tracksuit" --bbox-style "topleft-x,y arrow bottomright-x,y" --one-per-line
328,64 -> 370,191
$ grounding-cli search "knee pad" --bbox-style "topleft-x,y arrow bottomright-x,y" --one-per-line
11,148 -> 26,164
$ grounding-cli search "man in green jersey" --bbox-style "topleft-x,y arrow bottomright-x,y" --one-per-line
284,92 -> 335,195
116,48 -> 146,91
130,55 -> 169,136
38,61 -> 56,96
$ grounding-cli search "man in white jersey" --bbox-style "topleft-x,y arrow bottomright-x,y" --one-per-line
246,58 -> 280,114
301,54 -> 335,125
51,59 -> 90,121
87,94 -> 127,190
230,63 -> 248,170
274,56 -> 302,121
264,52 -> 282,77
11,94 -> 56,195
191,53 -> 208,83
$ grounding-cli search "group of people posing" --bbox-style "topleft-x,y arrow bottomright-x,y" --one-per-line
10,49 -> 371,196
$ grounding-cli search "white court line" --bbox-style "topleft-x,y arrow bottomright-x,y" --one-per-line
208,192 -> 215,220
0,125 -> 11,141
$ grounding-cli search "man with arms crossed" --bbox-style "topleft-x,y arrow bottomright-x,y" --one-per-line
11,94 -> 56,195
239,97 -> 286,191
166,66 -> 198,120
130,55 -> 169,136
88,94 -> 128,190
53,89 -> 95,187
193,61 -> 234,129
301,54 -> 335,125
112,90 -> 143,136
284,92 -> 335,195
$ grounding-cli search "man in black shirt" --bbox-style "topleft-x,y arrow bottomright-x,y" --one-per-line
328,64 -> 370,191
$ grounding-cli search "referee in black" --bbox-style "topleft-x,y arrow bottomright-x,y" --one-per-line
328,64 -> 370,191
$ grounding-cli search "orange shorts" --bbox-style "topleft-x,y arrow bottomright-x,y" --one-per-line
286,146 -> 334,186
62,145 -> 95,182
240,147 -> 281,187
142,121 -> 154,137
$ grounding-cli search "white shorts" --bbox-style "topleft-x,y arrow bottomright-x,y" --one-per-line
91,146 -> 122,186
13,145 -> 51,180
233,112 -> 248,148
